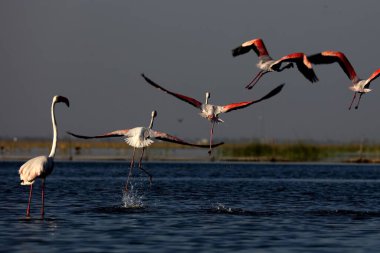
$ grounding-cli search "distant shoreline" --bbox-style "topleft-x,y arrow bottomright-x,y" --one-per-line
1,138 -> 380,163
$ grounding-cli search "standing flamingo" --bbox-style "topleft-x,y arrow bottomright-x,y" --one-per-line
19,95 -> 70,218
232,38 -> 318,89
67,110 -> 223,191
307,50 -> 380,110
141,73 -> 284,155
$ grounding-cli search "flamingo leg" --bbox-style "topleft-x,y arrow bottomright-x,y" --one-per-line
245,70 -> 263,89
125,148 -> 136,191
355,93 -> 364,110
208,122 -> 216,155
246,70 -> 268,90
348,92 -> 357,110
138,148 -> 153,187
41,179 -> 45,218
26,184 -> 33,217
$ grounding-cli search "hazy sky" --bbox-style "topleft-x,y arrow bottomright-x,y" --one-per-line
1,1 -> 380,143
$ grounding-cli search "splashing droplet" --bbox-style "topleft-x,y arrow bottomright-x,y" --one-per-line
122,185 -> 144,208
214,202 -> 232,213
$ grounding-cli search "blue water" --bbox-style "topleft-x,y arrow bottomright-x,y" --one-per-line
1,161 -> 380,252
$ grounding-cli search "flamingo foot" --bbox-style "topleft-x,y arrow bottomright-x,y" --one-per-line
246,77 -> 261,90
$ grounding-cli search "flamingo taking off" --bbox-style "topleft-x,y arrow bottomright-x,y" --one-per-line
141,73 -> 284,155
307,50 -> 380,110
232,38 -> 318,89
19,95 -> 70,218
67,110 -> 223,191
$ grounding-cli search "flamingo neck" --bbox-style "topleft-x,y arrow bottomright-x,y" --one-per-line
148,115 -> 155,129
48,101 -> 58,158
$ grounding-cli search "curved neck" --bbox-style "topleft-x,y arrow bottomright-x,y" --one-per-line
148,115 -> 155,129
48,101 -> 58,158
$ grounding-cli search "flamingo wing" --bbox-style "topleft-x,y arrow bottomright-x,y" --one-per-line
220,83 -> 285,113
232,38 -> 269,57
272,53 -> 319,83
308,51 -> 358,81
19,156 -> 49,185
365,68 -> 380,88
67,129 -> 130,139
150,130 -> 224,148
141,74 -> 203,109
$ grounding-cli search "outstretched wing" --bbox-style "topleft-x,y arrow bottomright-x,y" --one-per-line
365,68 -> 380,88
232,38 -> 269,58
151,130 -> 224,148
220,83 -> 285,113
308,51 -> 358,82
67,130 -> 130,139
141,74 -> 203,109
272,53 -> 319,83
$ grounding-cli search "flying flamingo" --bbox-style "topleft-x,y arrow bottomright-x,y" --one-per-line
67,110 -> 223,191
141,73 -> 284,155
19,95 -> 70,218
307,50 -> 380,110
232,38 -> 319,89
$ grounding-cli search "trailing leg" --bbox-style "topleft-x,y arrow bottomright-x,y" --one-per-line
138,148 -> 153,186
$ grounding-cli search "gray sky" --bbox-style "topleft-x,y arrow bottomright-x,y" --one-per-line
1,0 -> 380,143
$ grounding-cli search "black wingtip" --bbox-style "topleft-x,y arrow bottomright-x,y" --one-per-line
66,131 -> 92,139
307,75 -> 319,83
211,141 -> 224,148
232,45 -> 252,57
232,47 -> 240,57
260,83 -> 285,101
141,73 -> 156,86
232,46 -> 245,57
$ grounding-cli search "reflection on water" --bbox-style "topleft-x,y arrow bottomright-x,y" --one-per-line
2,161 -> 380,252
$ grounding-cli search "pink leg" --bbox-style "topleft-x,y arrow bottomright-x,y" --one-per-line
245,70 -> 263,89
138,148 -> 153,186
208,122 -> 215,155
355,93 -> 364,110
348,92 -> 357,110
125,148 -> 136,191
26,184 -> 33,217
246,71 -> 267,89
41,179 -> 45,218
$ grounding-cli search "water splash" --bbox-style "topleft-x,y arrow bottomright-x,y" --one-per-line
122,184 -> 144,208
213,202 -> 233,213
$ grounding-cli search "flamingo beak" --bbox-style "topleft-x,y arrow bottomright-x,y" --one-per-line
56,96 -> 70,107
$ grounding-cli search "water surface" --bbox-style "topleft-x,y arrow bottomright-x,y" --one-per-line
1,161 -> 380,252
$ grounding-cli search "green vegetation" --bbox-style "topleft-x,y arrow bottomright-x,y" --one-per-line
220,141 -> 380,162
2,138 -> 380,163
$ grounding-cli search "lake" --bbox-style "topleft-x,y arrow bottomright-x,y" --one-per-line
1,161 -> 380,252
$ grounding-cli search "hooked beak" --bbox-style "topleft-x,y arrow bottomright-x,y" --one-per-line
55,96 -> 70,107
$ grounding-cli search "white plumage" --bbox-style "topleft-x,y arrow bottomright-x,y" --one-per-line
18,95 -> 69,217
124,127 -> 154,148
68,110 -> 223,191
19,156 -> 53,185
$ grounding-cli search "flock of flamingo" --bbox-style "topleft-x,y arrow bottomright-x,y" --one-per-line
18,37 -> 380,217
